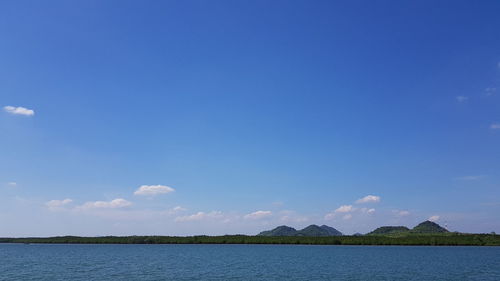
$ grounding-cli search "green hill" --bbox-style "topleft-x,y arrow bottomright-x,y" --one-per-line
367,221 -> 449,236
297,225 -> 331,236
411,221 -> 448,233
368,226 -> 410,235
258,224 -> 343,237
260,221 -> 450,237
320,225 -> 343,236
258,225 -> 297,236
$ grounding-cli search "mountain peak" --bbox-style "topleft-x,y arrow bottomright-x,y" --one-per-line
320,225 -> 343,236
258,224 -> 342,237
411,221 -> 448,233
297,225 -> 329,236
257,225 -> 297,236
368,226 -> 410,235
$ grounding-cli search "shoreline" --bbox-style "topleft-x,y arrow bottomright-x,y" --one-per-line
1,234 -> 499,246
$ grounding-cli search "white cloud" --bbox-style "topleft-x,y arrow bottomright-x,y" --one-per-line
359,207 -> 376,215
356,195 -> 380,204
398,210 -> 410,216
175,211 -> 223,222
7,182 -> 17,187
335,205 -> 354,213
78,198 -> 132,210
324,205 -> 355,220
456,96 -> 468,102
3,106 -> 34,116
46,198 -> 73,207
165,206 -> 187,215
324,213 -> 336,220
491,123 -> 500,130
244,210 -> 272,220
326,203 -> 378,220
134,185 -> 175,196
428,215 -> 440,222
172,206 -> 186,212
46,198 -> 73,210
343,214 -> 352,220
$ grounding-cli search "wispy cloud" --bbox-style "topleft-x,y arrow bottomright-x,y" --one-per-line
356,195 -> 380,204
6,182 -> 17,187
485,87 -> 496,97
175,211 -> 223,222
46,198 -> 73,211
244,210 -> 272,220
3,106 -> 34,116
134,185 -> 175,196
325,199 -> 380,220
360,207 -> 376,214
490,123 -> 500,130
147,206 -> 187,217
392,210 -> 410,217
456,96 -> 468,102
169,206 -> 186,213
77,198 -> 132,210
335,205 -> 354,213
342,214 -> 352,220
428,215 -> 440,222
325,205 -> 355,220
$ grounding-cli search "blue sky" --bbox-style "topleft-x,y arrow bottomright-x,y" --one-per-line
1,0 -> 499,236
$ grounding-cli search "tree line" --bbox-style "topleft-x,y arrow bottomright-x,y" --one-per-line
0,233 -> 499,246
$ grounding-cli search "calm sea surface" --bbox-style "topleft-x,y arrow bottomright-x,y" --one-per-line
0,244 -> 499,280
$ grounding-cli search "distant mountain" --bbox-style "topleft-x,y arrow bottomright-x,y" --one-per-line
368,226 -> 410,235
411,221 -> 448,233
258,221 -> 449,237
367,221 -> 449,236
258,226 -> 298,236
320,225 -> 343,236
296,225 -> 330,236
353,233 -> 363,236
258,224 -> 342,237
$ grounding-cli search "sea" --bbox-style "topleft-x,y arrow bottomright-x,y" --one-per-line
0,244 -> 498,280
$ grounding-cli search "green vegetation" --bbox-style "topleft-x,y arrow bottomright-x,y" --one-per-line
368,226 -> 410,235
411,221 -> 448,233
367,221 -> 450,236
258,224 -> 343,237
297,225 -> 333,236
258,225 -> 298,236
0,233 -> 498,246
319,225 -> 343,236
1,221 -> 498,246
296,225 -> 326,236
260,221 -> 451,238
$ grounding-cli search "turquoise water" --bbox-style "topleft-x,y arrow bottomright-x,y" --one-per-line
0,244 -> 499,280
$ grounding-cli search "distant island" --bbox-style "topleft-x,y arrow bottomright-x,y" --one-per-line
1,221 -> 498,246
